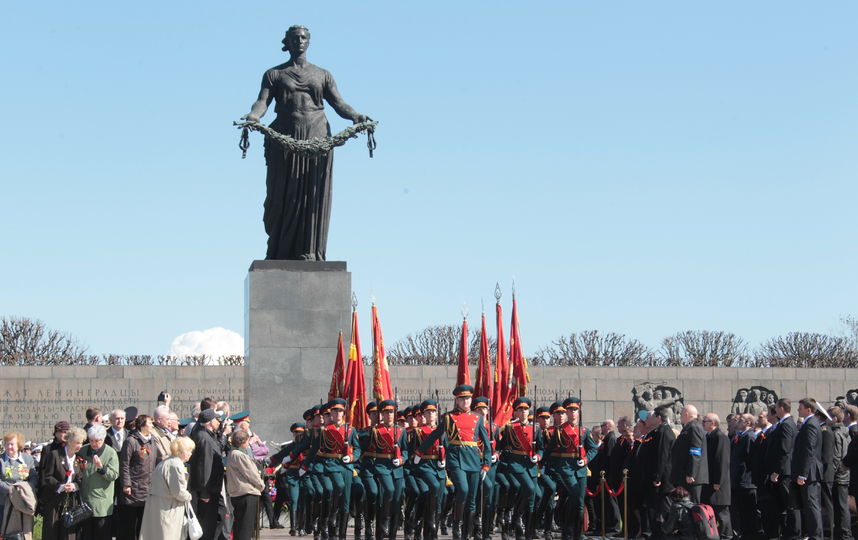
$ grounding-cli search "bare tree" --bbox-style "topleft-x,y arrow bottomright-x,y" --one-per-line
532,330 -> 653,366
0,316 -> 89,365
387,324 -> 497,366
660,330 -> 751,367
755,332 -> 858,368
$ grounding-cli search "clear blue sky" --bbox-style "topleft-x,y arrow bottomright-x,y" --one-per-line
2,2 -> 856,357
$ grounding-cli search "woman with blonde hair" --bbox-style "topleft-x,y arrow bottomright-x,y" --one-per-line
140,437 -> 195,540
1,431 -> 38,538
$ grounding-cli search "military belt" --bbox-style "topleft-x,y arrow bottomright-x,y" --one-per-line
549,451 -> 579,458
449,440 -> 478,447
365,452 -> 396,459
508,450 -> 532,456
318,451 -> 344,459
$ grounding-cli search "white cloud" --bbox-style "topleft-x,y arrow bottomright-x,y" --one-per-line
169,327 -> 244,360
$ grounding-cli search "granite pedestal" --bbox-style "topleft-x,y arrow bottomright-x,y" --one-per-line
245,260 -> 351,442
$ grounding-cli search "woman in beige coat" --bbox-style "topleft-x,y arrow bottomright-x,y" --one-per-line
139,437 -> 195,540
226,430 -> 266,540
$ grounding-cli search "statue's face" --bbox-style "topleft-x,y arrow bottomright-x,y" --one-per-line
653,390 -> 663,400
766,394 -> 776,405
285,28 -> 310,56
738,390 -> 748,400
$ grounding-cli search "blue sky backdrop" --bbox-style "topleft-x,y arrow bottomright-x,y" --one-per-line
2,2 -> 856,356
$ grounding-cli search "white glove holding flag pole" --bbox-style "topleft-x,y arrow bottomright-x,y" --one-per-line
282,456 -> 292,464
412,456 -> 421,465
480,469 -> 487,482
491,453 -> 498,464
342,455 -> 351,464
393,458 -> 401,466
298,468 -> 306,476
530,455 -> 540,464
438,460 -> 446,469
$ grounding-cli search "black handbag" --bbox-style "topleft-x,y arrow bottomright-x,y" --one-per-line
60,491 -> 93,530
1,502 -> 25,540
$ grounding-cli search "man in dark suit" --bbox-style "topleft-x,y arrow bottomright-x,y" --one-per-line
792,398 -> 824,540
752,406 -> 779,540
670,404 -> 708,503
702,413 -> 731,540
607,416 -> 635,538
765,398 -> 800,540
730,413 -> 760,539
645,407 -> 675,540
596,419 -> 622,535
105,408 -> 128,452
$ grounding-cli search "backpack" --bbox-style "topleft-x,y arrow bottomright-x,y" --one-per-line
690,503 -> 719,540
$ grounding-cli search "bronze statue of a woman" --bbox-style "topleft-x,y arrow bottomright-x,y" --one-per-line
243,26 -> 371,260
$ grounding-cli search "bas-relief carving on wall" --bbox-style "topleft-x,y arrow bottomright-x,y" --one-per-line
632,382 -> 684,427
730,386 -> 778,417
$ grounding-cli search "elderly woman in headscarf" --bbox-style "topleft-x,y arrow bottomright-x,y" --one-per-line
77,424 -> 119,540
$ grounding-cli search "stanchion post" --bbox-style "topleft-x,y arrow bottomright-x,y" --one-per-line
622,469 -> 629,540
600,471 -> 606,540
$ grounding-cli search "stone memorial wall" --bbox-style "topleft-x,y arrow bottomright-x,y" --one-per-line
0,364 -> 855,444
0,365 -> 245,442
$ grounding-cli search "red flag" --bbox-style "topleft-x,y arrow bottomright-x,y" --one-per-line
328,331 -> 346,400
509,295 -> 529,399
371,304 -> 394,402
344,310 -> 369,429
456,318 -> 470,386
474,312 -> 493,400
492,300 -> 512,426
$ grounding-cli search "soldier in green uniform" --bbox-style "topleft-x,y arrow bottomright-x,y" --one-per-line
415,385 -> 491,540
357,401 -> 379,540
544,397 -> 598,540
362,400 -> 408,540
288,398 -> 361,540
472,397 -> 500,540
537,402 -> 566,540
498,397 -> 544,540
411,399 -> 446,540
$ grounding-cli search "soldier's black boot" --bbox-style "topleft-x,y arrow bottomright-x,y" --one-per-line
473,511 -> 482,540
423,493 -> 437,540
365,500 -> 376,540
570,509 -> 583,540
482,508 -> 495,540
355,504 -> 364,540
328,493 -> 341,540
338,508 -> 349,540
452,502 -> 465,540
512,498 -> 528,540
378,500 -> 392,540
319,499 -> 329,540
390,501 -> 402,540
543,507 -> 554,540
404,496 -> 414,540
463,511 -> 475,540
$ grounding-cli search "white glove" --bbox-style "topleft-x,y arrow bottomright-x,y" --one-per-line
412,456 -> 421,465
438,460 -> 446,469
491,453 -> 498,464
342,455 -> 351,464
530,455 -> 540,464
576,459 -> 585,467
282,456 -> 292,465
298,468 -> 306,477
393,458 -> 401,467
480,469 -> 487,481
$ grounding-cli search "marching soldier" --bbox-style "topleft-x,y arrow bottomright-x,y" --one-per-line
411,399 -> 447,540
472,397 -> 500,540
415,385 -> 491,540
287,398 -> 361,540
362,399 -> 409,540
545,397 -> 598,540
498,397 -> 544,540
357,401 -> 379,540
537,401 -> 566,540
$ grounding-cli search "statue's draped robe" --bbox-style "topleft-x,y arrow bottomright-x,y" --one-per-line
262,62 -> 337,260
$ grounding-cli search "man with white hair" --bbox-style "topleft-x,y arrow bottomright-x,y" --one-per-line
105,409 -> 127,453
152,405 -> 176,460
702,413 -> 731,540
670,404 -> 709,503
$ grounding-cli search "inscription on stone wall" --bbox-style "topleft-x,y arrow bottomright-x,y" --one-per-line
0,368 -> 245,443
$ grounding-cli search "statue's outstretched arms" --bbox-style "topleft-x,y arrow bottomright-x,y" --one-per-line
243,85 -> 273,123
